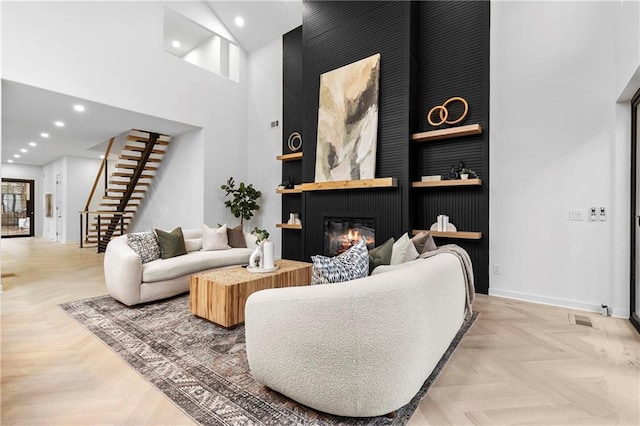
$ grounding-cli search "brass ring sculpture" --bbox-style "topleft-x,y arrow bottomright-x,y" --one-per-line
427,97 -> 469,127
287,132 -> 302,152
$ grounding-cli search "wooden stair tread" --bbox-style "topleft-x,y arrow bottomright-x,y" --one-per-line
102,196 -> 143,200
123,145 -> 166,154
112,172 -> 154,178
106,188 -> 146,193
119,155 -> 162,163
126,135 -> 170,145
115,164 -> 158,171
108,181 -> 151,186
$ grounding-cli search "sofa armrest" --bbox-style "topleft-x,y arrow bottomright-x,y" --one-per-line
104,235 -> 143,306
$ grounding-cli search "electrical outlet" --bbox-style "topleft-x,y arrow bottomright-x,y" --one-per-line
590,207 -> 597,221
569,209 -> 585,221
599,207 -> 606,221
493,264 -> 501,274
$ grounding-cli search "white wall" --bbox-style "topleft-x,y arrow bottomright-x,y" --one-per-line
247,38 -> 283,255
42,158 -> 65,241
133,129 -> 205,232
2,1 -> 249,232
65,156 -> 101,242
1,163 -> 44,237
490,1 -> 632,317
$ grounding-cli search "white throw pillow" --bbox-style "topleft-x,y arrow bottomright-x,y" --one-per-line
404,238 -> 420,262
201,224 -> 231,251
390,232 -> 412,265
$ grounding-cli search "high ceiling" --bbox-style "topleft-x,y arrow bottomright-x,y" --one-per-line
1,0 -> 303,167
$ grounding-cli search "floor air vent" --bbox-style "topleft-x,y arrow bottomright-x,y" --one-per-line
568,313 -> 594,327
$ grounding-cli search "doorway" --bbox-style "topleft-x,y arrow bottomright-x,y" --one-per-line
631,91 -> 640,333
1,178 -> 35,238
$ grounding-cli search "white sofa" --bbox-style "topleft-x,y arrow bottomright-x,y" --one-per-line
104,228 -> 254,306
244,252 -> 468,418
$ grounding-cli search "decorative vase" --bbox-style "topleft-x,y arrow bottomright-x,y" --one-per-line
288,213 -> 300,225
460,173 -> 469,180
249,244 -> 263,269
262,240 -> 275,269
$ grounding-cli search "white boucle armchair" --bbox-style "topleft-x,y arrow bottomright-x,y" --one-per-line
244,253 -> 468,418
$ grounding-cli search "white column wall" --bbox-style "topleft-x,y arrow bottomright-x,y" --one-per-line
247,38 -> 283,255
490,1 -> 624,315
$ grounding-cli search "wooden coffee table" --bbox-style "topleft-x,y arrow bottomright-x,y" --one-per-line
189,259 -> 312,327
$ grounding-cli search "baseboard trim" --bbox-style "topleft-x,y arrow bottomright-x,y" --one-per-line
488,288 -> 630,319
631,313 -> 640,334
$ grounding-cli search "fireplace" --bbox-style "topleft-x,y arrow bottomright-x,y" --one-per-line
323,218 -> 375,256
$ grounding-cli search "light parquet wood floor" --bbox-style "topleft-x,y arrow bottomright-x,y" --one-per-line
1,237 -> 639,425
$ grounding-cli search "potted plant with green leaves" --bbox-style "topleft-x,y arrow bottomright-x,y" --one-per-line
220,177 -> 262,226
459,167 -> 477,180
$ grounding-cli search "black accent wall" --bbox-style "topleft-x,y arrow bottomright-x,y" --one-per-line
281,1 -> 490,294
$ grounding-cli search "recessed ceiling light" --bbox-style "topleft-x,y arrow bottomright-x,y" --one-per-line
54,121 -> 65,127
73,104 -> 85,112
29,142 -> 37,147
40,132 -> 49,138
8,160 -> 13,163
172,40 -> 181,48
235,16 -> 244,27
20,149 -> 27,153
14,154 -> 20,158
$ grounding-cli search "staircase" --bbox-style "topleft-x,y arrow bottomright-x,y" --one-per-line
82,129 -> 171,252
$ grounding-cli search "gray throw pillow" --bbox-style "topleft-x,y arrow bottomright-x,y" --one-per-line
311,238 -> 369,284
154,227 -> 187,259
411,231 -> 438,254
127,231 -> 160,263
227,224 -> 247,248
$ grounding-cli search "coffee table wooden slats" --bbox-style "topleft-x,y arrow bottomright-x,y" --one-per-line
189,259 -> 312,327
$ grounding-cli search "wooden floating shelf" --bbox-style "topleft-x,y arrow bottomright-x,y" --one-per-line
300,177 -> 397,192
276,185 -> 303,194
412,178 -> 482,188
276,223 -> 302,230
276,152 -> 303,161
412,124 -> 482,143
412,229 -> 482,240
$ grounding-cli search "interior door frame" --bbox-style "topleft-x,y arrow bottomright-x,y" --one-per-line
631,89 -> 640,334
1,178 -> 35,238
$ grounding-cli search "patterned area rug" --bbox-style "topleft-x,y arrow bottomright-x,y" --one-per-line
60,294 -> 477,426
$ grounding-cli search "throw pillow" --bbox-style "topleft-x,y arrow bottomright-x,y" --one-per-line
390,232 -> 412,265
311,239 -> 369,284
154,227 -> 187,259
411,231 -> 438,254
126,231 -> 160,264
227,224 -> 247,248
367,237 -> 394,274
202,224 -> 231,251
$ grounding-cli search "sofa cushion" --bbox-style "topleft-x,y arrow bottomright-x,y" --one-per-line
202,224 -> 230,251
227,224 -> 247,248
142,248 -> 254,283
155,227 -> 187,259
367,237 -> 394,274
185,238 -> 203,252
311,239 -> 369,285
127,231 -> 160,264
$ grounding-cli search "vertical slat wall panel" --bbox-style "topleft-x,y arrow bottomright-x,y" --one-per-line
302,1 -> 412,183
281,1 -> 490,293
282,27 -> 305,261
415,1 -> 490,293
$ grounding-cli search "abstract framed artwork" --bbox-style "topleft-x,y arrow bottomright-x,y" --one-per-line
315,53 -> 381,182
